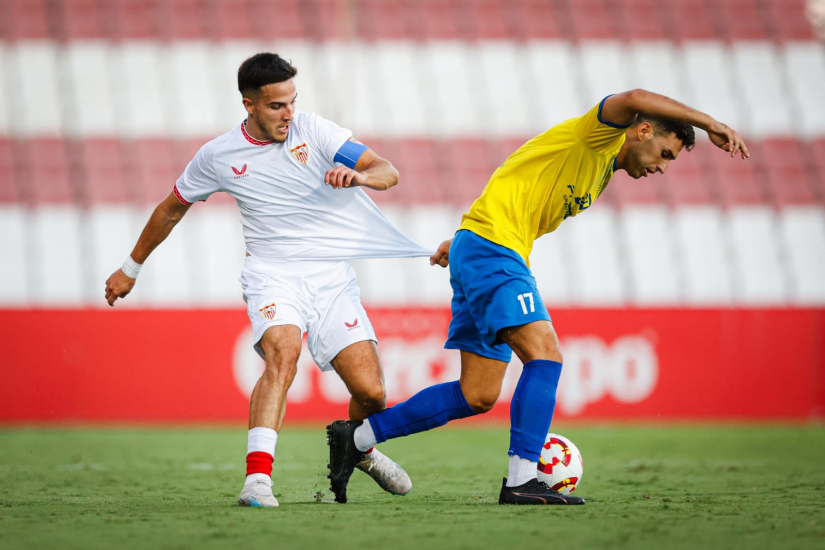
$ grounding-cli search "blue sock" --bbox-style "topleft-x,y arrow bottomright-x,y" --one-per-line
368,381 -> 476,443
509,360 -> 563,462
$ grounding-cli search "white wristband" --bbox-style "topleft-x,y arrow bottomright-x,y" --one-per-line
122,255 -> 142,279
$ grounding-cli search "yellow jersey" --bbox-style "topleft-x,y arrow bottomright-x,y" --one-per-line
459,98 -> 628,263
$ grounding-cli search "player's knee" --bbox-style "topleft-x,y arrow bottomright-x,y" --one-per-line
261,346 -> 300,385
522,335 -> 563,363
464,390 -> 499,414
355,385 -> 386,414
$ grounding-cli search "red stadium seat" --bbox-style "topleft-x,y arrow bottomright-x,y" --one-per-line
126,139 -> 179,204
75,139 -> 128,205
511,0 -> 564,40
156,0 -> 207,40
609,170 -> 668,208
462,0 -> 514,40
765,0 -> 816,41
710,0 -> 769,41
21,139 -> 75,205
665,0 -> 718,41
358,0 -> 411,41
206,0 -> 255,41
662,145 -> 716,206
808,138 -> 825,203
711,144 -> 768,207
393,139 -> 447,204
251,0 -> 309,40
490,137 -> 531,167
3,0 -> 50,40
56,0 -> 105,40
761,138 -> 816,206
105,0 -> 157,41
418,0 -> 460,40
567,0 -> 615,41
443,139 -> 495,206
0,140 -> 19,204
616,0 -> 669,41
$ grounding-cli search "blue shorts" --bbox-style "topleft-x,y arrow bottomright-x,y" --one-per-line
445,230 -> 551,362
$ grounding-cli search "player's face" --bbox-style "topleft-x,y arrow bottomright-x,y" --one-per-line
244,79 -> 297,143
627,126 -> 684,180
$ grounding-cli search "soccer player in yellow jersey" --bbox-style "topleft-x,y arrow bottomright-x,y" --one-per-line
327,90 -> 749,505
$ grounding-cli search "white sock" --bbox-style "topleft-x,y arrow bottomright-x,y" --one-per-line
353,420 -> 377,452
246,427 -> 278,485
506,454 -> 537,487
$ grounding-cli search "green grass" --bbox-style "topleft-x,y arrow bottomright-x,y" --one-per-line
1,425 -> 824,550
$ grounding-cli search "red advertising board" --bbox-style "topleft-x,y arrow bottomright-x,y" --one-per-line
1,308 -> 823,422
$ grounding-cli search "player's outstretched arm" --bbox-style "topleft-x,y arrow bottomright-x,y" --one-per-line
600,89 -> 750,159
105,192 -> 191,306
324,149 -> 399,191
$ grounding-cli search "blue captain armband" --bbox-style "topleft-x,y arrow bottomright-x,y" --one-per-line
333,138 -> 369,169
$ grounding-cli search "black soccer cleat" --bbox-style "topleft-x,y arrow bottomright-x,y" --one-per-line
498,477 -> 586,505
326,420 -> 365,504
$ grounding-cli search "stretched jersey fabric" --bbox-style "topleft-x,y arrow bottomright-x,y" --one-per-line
458,97 -> 629,263
174,111 -> 433,261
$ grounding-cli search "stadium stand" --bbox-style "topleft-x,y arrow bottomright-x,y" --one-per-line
0,0 -> 823,307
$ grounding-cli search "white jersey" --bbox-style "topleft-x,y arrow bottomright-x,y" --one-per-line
174,112 -> 433,261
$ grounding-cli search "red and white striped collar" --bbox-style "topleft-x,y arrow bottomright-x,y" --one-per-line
241,120 -> 276,146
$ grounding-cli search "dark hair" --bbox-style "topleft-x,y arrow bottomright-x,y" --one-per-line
634,115 -> 696,151
238,53 -> 297,98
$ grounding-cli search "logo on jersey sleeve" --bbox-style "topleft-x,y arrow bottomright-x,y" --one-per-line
345,318 -> 360,331
290,143 -> 309,164
232,164 -> 248,178
259,303 -> 277,321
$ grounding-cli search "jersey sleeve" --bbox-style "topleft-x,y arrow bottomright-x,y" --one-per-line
173,145 -> 219,205
305,113 -> 354,165
574,96 -> 631,154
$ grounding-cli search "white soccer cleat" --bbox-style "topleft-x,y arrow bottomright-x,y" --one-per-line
356,448 -> 412,496
238,477 -> 279,507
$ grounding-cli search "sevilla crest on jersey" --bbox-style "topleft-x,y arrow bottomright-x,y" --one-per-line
290,143 -> 309,164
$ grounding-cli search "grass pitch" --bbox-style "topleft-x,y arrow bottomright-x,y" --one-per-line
0,425 -> 823,550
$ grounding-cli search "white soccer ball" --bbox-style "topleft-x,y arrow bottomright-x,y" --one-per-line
536,433 -> 584,494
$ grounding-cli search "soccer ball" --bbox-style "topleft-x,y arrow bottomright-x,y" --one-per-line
536,433 -> 584,494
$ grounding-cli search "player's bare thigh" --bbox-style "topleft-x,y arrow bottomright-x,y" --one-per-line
258,324 -> 303,366
459,350 -> 509,414
331,340 -> 386,416
499,320 -> 562,364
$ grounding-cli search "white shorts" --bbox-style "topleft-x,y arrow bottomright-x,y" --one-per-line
240,256 -> 377,371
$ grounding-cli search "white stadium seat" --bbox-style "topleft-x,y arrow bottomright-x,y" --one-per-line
112,42 -> 168,138
727,207 -> 787,305
132,206 -> 194,306
165,42 -> 220,138
477,41 -> 532,137
682,42 -> 744,136
620,206 -> 682,305
271,41 -> 327,120
187,205 -> 246,306
350,205 -> 412,306
376,42 -> 429,138
628,42 -> 684,104
30,206 -> 84,306
8,41 -> 64,136
424,41 -> 480,137
85,206 -> 142,308
404,205 -> 461,305
530,225 -> 573,307
674,207 -> 733,305
65,41 -> 116,138
0,206 -> 29,305
318,42 -> 383,137
214,41 -> 264,134
566,207 -> 626,305
579,41 -> 632,107
779,206 -> 825,304
525,41 -> 585,131
782,42 -> 825,138
731,42 -> 793,138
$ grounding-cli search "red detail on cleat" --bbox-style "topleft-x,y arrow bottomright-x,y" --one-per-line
246,451 -> 274,476
364,447 -> 374,455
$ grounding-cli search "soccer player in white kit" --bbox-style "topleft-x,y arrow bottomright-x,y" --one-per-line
105,53 -> 433,507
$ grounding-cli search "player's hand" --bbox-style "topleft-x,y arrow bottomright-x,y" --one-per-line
324,166 -> 369,189
706,120 -> 749,159
105,268 -> 136,306
430,239 -> 452,268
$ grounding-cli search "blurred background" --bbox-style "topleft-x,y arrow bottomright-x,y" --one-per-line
0,0 -> 823,424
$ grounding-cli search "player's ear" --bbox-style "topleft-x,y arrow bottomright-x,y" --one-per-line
242,96 -> 254,115
637,121 -> 654,141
